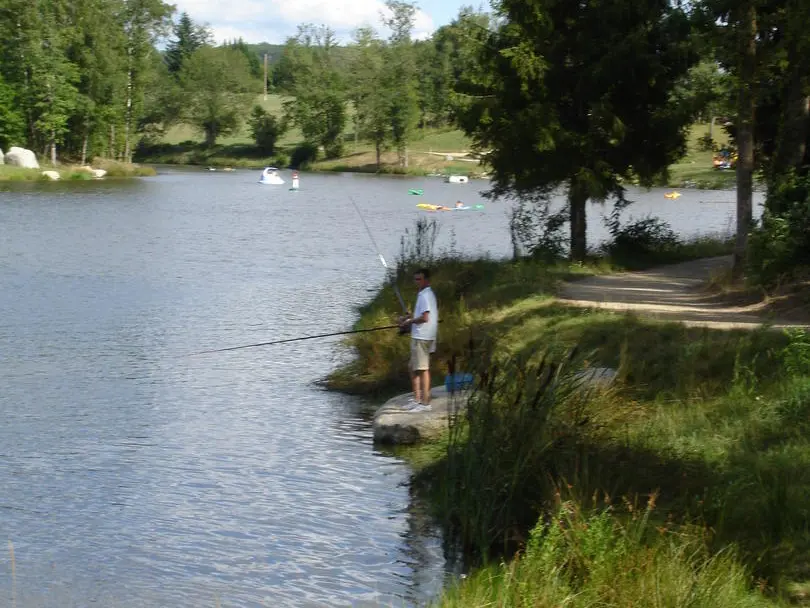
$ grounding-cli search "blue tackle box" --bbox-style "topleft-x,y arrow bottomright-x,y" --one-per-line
445,372 -> 474,391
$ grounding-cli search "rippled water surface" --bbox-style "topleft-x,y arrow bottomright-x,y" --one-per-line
0,168 -> 759,607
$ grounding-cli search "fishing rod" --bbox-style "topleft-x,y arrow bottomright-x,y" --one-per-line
189,323 -> 402,356
192,200 -> 416,357
348,195 -> 409,315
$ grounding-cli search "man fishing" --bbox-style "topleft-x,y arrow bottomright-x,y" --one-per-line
399,268 -> 438,411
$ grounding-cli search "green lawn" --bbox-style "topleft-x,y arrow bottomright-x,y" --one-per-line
153,99 -> 736,188
161,94 -> 308,147
666,122 -> 736,189
160,93 -> 471,152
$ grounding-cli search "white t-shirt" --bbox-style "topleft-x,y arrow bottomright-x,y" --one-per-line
412,286 -> 438,345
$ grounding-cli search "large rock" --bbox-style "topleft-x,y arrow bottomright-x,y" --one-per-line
6,147 -> 39,169
41,170 -> 60,181
372,368 -> 618,445
372,386 -> 470,445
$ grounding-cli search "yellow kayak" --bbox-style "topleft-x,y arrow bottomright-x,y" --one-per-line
417,203 -> 451,211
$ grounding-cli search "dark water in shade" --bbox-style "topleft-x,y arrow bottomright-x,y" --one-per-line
0,168 -> 760,607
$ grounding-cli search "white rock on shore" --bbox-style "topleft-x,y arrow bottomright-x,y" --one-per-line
6,147 -> 39,169
372,386 -> 470,445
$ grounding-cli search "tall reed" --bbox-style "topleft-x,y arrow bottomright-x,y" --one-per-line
431,342 -> 597,563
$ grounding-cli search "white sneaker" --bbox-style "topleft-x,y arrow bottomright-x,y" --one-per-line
402,398 -> 420,410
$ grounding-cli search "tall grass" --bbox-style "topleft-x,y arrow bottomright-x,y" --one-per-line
419,329 -> 810,602
426,346 -> 598,562
438,500 -> 782,607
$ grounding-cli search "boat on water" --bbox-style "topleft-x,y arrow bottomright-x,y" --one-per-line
417,203 -> 484,212
259,167 -> 284,185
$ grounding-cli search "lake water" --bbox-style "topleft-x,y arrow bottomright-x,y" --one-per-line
0,168 -> 762,607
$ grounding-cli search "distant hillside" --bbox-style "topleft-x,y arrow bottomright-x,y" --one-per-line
246,43 -> 286,66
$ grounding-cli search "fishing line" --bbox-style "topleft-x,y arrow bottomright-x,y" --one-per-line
189,199 -> 417,357
347,195 -> 409,315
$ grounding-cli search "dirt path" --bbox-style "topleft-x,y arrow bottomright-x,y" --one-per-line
558,256 -> 809,329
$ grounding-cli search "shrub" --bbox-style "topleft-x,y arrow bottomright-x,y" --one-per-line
601,201 -> 681,267
271,152 -> 290,169
509,196 -> 569,261
248,105 -> 284,155
747,172 -> 810,287
697,132 -> 717,152
323,140 -> 344,159
289,142 -> 319,169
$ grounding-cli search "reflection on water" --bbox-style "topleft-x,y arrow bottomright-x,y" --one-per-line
0,168 -> 756,606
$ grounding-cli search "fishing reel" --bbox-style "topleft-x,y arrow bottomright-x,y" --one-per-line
397,315 -> 412,336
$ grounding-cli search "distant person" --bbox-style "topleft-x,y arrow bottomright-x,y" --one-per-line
455,200 -> 463,208
399,268 -> 438,411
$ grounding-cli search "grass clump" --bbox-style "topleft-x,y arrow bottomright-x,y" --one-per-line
438,499 -> 781,608
90,158 -> 155,177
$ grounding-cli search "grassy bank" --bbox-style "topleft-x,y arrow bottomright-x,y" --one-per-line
139,97 -> 736,188
663,122 -> 736,189
137,124 -> 482,176
418,325 -> 810,605
326,222 -> 810,605
325,223 -> 735,395
0,158 -> 155,181
439,501 -> 783,607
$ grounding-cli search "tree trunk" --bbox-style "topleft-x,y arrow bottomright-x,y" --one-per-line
733,1 -> 756,279
772,65 -> 809,186
124,60 -> 133,163
376,140 -> 382,171
50,130 -> 56,165
81,132 -> 88,166
569,178 -> 588,261
709,115 -> 715,142
109,123 -> 115,160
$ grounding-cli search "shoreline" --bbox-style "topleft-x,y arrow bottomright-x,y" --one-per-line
0,159 -> 156,182
139,156 -> 744,190
324,248 -> 809,606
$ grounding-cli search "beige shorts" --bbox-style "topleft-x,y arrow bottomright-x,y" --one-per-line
409,339 -> 434,372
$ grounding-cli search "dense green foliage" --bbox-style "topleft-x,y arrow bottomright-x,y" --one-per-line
455,0 -> 699,260
248,105 -> 284,155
